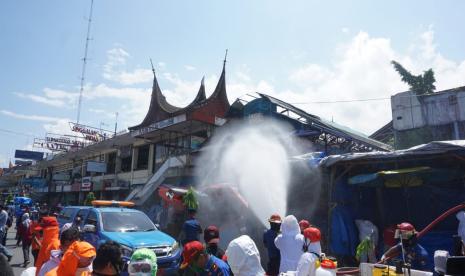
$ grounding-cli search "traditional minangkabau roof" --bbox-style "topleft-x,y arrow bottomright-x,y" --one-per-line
129,61 -> 229,131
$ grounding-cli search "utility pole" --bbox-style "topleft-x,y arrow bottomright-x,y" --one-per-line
76,0 -> 94,125
114,112 -> 119,136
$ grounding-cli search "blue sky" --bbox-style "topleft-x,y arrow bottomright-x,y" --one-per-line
1,0 -> 465,167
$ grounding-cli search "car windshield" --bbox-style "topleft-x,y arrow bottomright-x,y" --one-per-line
101,211 -> 156,232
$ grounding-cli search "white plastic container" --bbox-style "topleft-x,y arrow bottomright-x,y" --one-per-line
315,260 -> 337,276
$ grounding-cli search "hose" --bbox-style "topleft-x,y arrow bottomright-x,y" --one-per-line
417,203 -> 465,238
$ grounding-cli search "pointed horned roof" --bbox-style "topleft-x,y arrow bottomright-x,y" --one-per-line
129,62 -> 229,131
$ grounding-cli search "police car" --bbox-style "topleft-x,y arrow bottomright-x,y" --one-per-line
58,200 -> 181,275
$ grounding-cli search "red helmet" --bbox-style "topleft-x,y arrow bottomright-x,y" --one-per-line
269,214 -> 282,224
299,220 -> 311,231
395,222 -> 417,239
303,227 -> 321,242
397,222 -> 416,232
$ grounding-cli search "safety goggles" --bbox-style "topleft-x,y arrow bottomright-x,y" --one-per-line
394,229 -> 416,240
128,261 -> 153,274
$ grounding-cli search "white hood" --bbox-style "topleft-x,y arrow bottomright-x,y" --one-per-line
275,215 -> 305,273
226,235 -> 265,276
456,211 -> 465,242
281,215 -> 300,236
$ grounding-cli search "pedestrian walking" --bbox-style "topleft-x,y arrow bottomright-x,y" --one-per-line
204,225 -> 225,260
38,227 -> 80,276
0,254 -> 14,276
128,248 -> 157,276
92,241 -> 123,276
19,212 -> 33,266
35,216 -> 60,273
31,211 -> 42,265
45,241 -> 96,276
226,235 -> 265,276
274,215 -> 305,273
179,208 -> 202,246
264,214 -> 282,276
60,215 -> 82,235
0,205 -> 13,261
2,210 -> 12,246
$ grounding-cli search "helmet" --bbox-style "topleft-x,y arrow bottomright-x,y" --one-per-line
303,227 -> 321,243
395,222 -> 417,240
299,220 -> 311,231
268,214 -> 282,224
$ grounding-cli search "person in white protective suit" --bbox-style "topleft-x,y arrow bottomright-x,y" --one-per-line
456,211 -> 465,243
296,227 -> 322,276
274,215 -> 305,273
225,235 -> 265,276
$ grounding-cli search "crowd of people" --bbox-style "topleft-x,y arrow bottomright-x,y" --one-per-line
0,203 -> 453,276
177,209 -> 326,276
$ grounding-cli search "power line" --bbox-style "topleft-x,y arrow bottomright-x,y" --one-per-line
291,97 -> 390,104
0,128 -> 36,137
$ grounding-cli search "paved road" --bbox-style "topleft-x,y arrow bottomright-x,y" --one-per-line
3,227 -> 33,276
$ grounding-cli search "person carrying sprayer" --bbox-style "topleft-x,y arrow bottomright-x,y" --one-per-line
263,214 -> 282,276
296,227 -> 322,276
204,225 -> 226,260
274,215 -> 305,273
180,241 -> 231,276
381,222 -> 429,271
180,208 -> 203,246
226,235 -> 265,276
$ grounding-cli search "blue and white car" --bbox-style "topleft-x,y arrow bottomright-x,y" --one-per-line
58,204 -> 181,275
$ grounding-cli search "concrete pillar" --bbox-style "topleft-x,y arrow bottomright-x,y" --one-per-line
148,144 -> 155,174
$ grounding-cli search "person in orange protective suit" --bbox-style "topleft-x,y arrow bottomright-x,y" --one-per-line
35,217 -> 60,274
45,241 -> 96,276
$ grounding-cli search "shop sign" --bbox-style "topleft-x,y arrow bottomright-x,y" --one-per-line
14,150 -> 44,161
131,114 -> 186,137
86,161 -> 107,173
70,123 -> 111,142
81,177 -> 92,191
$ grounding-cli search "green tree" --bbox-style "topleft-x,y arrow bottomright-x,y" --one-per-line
84,192 -> 96,206
6,193 -> 13,204
391,60 -> 436,96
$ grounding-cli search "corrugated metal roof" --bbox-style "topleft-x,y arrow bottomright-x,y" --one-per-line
258,93 -> 392,151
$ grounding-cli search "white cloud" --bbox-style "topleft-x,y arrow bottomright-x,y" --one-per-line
43,119 -> 76,136
184,65 -> 196,71
158,62 -> 166,69
14,88 -> 79,108
0,110 -> 68,122
341,27 -> 350,34
285,29 -> 465,134
14,92 -> 66,107
103,47 -> 152,85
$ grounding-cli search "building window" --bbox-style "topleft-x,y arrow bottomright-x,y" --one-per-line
136,145 -> 150,170
121,156 -> 132,172
153,144 -> 168,173
107,152 -> 116,174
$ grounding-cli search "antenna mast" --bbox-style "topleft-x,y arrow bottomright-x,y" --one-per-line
76,0 -> 94,124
